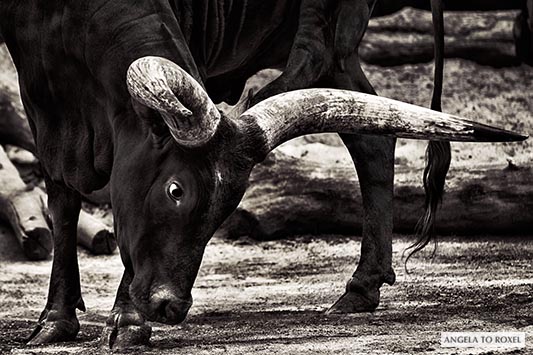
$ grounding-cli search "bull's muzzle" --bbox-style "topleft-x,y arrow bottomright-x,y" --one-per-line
140,285 -> 193,325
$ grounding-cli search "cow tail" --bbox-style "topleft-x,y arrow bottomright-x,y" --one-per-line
405,0 -> 451,266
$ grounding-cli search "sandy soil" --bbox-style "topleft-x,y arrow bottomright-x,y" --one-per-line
1,228 -> 532,354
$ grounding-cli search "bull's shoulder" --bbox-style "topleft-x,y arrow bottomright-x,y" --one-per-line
19,76 -> 114,193
12,42 -> 114,194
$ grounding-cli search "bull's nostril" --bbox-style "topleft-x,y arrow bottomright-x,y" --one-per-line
160,301 -> 190,324
156,299 -> 171,320
148,287 -> 192,324
165,302 -> 180,319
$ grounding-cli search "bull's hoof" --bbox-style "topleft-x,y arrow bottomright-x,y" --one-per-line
27,318 -> 80,345
326,289 -> 379,314
101,310 -> 151,350
101,324 -> 152,350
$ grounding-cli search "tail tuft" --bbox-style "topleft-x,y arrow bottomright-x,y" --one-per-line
405,140 -> 450,266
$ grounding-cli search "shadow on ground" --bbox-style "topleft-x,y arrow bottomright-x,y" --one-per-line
1,231 -> 532,354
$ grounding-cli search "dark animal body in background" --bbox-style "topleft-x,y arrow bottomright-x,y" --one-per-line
0,0 -> 526,350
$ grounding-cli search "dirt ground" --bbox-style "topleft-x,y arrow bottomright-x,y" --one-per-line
1,8 -> 533,355
1,229 -> 532,355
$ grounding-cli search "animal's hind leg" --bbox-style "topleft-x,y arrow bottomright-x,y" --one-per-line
324,55 -> 396,313
250,0 -> 395,312
28,177 -> 85,344
101,269 -> 151,349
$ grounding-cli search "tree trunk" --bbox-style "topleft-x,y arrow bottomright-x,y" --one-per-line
219,149 -> 533,240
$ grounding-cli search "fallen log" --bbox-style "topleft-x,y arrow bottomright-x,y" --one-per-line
0,145 -> 51,260
0,145 -> 116,258
360,8 -> 521,66
35,190 -> 116,255
372,0 -> 525,17
360,32 -> 518,67
77,210 -> 116,255
220,147 -> 533,240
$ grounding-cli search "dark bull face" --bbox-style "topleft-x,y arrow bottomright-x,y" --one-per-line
111,118 -> 254,324
116,56 -> 526,325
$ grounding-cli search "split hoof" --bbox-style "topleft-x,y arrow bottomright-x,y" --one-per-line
27,318 -> 79,345
102,324 -> 152,350
326,290 -> 379,314
102,310 -> 151,350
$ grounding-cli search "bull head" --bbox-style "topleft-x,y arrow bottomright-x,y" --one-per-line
117,56 -> 526,325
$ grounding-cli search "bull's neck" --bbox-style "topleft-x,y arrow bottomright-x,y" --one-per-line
175,0 -> 299,78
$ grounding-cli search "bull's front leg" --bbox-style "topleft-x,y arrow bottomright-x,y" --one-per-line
28,178 -> 85,344
323,54 -> 396,313
101,269 -> 151,349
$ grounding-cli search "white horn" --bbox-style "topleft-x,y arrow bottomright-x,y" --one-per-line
127,56 -> 220,147
240,88 -> 527,157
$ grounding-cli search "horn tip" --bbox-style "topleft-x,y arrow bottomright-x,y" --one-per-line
472,123 -> 529,142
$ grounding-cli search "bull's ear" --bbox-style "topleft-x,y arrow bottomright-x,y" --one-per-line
130,98 -> 170,140
226,89 -> 254,120
127,56 -> 221,148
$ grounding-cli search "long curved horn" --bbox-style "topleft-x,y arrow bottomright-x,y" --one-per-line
240,88 -> 528,159
127,56 -> 220,147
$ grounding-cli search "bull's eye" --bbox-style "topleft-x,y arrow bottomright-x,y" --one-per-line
167,182 -> 184,201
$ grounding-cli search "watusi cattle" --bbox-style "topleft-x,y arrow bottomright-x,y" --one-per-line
0,0 -> 526,349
